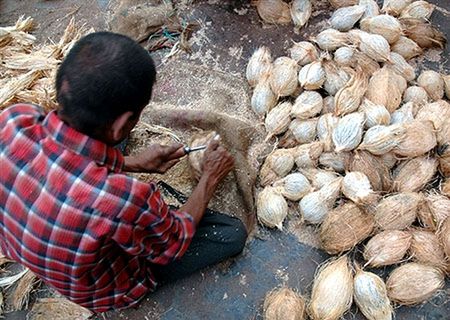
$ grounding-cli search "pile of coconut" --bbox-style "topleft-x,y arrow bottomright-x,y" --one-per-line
249,0 -> 450,319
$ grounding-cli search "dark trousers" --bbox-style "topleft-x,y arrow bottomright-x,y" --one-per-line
152,209 -> 248,284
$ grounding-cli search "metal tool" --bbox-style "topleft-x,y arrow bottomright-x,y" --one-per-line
183,145 -> 207,154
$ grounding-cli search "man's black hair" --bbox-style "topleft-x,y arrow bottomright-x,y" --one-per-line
56,31 -> 156,137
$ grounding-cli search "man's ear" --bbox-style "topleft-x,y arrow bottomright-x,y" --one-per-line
111,111 -> 134,142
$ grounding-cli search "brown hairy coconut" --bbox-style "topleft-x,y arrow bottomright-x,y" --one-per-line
320,203 -> 374,254
437,217 -> 450,273
347,151 -> 392,191
386,263 -> 445,305
409,229 -> 447,271
263,287 -> 306,320
364,230 -> 412,267
417,192 -> 450,230
393,156 -> 438,192
374,193 -> 421,230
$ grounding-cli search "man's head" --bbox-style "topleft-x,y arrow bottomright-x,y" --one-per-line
56,31 -> 156,145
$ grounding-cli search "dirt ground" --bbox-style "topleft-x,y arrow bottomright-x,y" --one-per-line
1,0 -> 450,319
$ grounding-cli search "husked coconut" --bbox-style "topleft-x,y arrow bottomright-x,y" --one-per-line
417,70 -> 444,101
265,101 -> 292,140
246,46 -> 272,87
334,67 -> 368,116
382,0 -> 413,16
439,146 -> 450,177
291,91 -> 323,119
300,167 -> 340,189
317,113 -> 339,151
359,0 -> 380,19
353,50 -> 382,74
403,86 -> 429,105
353,268 -> 393,320
394,120 -> 437,157
263,287 -> 306,320
279,118 -> 318,147
257,186 -> 288,230
409,229 -> 447,271
273,172 -> 312,201
364,230 -> 412,267
359,98 -> 391,129
298,61 -> 326,90
332,112 -> 365,152
418,193 -> 450,230
320,203 -> 374,254
342,171 -> 378,204
289,41 -> 318,65
347,151 -> 392,191
319,151 -> 350,173
330,5 -> 366,31
390,102 -> 415,125
256,0 -> 291,25
358,32 -> 391,62
385,52 -> 416,81
314,29 -> 351,51
260,148 -> 295,186
251,76 -> 278,115
400,1 -> 435,20
374,192 -> 421,230
380,152 -> 398,169
269,57 -> 299,97
366,67 -> 406,113
360,14 -> 403,44
393,156 -> 438,192
415,100 -> 450,133
291,0 -> 312,30
334,46 -> 354,66
309,256 -> 353,320
437,217 -> 450,263
358,125 -> 406,155
391,36 -> 423,60
293,141 -> 324,168
386,263 -> 445,305
323,60 -> 351,96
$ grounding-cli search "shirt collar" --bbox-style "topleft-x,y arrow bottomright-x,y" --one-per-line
43,111 -> 124,173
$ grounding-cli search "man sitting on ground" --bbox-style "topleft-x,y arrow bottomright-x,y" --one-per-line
0,32 -> 247,312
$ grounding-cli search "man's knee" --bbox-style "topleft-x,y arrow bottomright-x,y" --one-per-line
227,217 -> 248,255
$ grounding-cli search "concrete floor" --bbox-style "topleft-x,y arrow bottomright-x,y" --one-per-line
1,1 -> 449,319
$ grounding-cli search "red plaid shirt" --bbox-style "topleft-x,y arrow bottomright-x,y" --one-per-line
0,104 -> 195,312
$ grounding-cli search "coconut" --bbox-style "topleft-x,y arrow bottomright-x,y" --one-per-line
256,0 -> 291,25
322,96 -> 335,114
364,230 -> 412,267
358,125 -> 406,156
298,61 -> 326,90
309,256 -> 353,320
359,98 -> 391,129
269,57 -> 299,97
289,41 -> 319,66
360,14 -> 403,44
300,167 -> 341,189
393,120 -> 436,157
409,229 -> 447,271
299,177 -> 342,224
334,68 -> 368,116
330,5 -> 366,32
342,172 -> 378,205
257,186 -> 288,230
293,141 -> 324,168
444,74 -> 450,100
314,29 -> 351,51
251,76 -> 278,115
380,152 -> 398,169
439,147 -> 450,178
265,101 -> 292,140
329,0 -> 358,8
291,91 -> 323,119
401,18 -> 446,49
417,70 -> 444,101
263,287 -> 306,320
332,112 -> 365,152
323,60 -> 351,96
246,46 -> 272,87
334,46 -> 354,66
366,67 -> 406,113
393,156 -> 438,192
416,100 -> 450,134
319,151 -> 350,173
374,192 -> 421,230
385,52 -> 415,81
260,148 -> 295,186
418,193 -> 450,230
382,0 -> 413,16
320,203 -> 374,254
358,32 -> 391,62
403,86 -> 429,105
391,36 -> 423,60
280,118 -> 318,147
188,131 -> 218,180
274,172 -> 312,201
359,0 -> 380,19
386,263 -> 445,305
317,113 -> 339,151
291,0 -> 312,30
400,1 -> 435,20
354,268 -> 393,320
443,179 -> 450,196
353,50 -> 381,74
438,217 -> 450,262
390,102 -> 415,125
348,151 -> 392,191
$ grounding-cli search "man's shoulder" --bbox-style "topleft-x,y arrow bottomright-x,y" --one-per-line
0,103 -> 45,126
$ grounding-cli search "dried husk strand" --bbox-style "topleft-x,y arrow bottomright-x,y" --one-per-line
386,263 -> 445,305
400,1 -> 435,21
251,75 -> 278,115
347,151 -> 392,191
273,172 -> 312,201
330,5 -> 365,32
257,186 -> 288,230
334,67 -> 368,116
291,0 -> 312,31
353,266 -> 393,320
417,70 -> 444,101
401,18 -> 446,49
320,203 -> 374,255
263,287 -> 306,320
332,112 -> 365,152
246,46 -> 272,87
360,14 -> 403,44
382,0 -> 413,16
259,148 -> 295,186
391,36 -> 423,60
409,229 -> 447,271
342,171 -> 378,205
393,156 -> 438,193
364,230 -> 412,267
256,0 -> 291,25
374,192 -> 421,230
308,256 -> 353,320
358,124 -> 406,156
289,41 -> 319,66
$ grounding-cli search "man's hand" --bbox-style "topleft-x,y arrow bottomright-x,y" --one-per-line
201,140 -> 235,186
124,143 -> 185,174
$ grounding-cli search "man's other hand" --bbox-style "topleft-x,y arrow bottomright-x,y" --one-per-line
124,143 -> 185,174
201,140 -> 235,186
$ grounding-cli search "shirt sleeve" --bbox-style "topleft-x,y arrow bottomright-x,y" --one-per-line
110,180 -> 196,265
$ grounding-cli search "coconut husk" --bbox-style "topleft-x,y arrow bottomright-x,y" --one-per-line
319,151 -> 350,173
320,203 -> 374,255
188,131 -> 218,180
353,267 -> 393,320
256,0 -> 292,25
437,217 -> 450,267
259,148 -> 295,186
309,256 -> 353,320
393,156 -> 438,192
342,171 -> 379,205
386,263 -> 445,305
27,298 -> 93,320
417,192 -> 450,230
12,269 -> 38,311
0,16 -> 35,49
391,35 -> 422,60
393,120 -> 437,158
364,230 -> 412,267
328,0 -> 358,8
0,269 -> 28,289
401,18 -> 446,49
293,141 -> 324,169
443,179 -> 450,197
347,151 -> 392,191
409,229 -> 447,272
415,100 -> 450,135
374,192 -> 421,230
263,287 -> 306,320
334,67 -> 368,116
366,67 -> 406,113
439,146 -> 450,178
